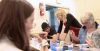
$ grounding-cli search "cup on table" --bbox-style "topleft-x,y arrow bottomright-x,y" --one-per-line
63,46 -> 68,50
80,44 -> 90,51
59,41 -> 64,47
73,46 -> 80,51
81,44 -> 89,48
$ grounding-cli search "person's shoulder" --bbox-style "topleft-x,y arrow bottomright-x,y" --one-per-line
66,13 -> 75,18
80,26 -> 86,31
79,26 -> 87,35
92,29 -> 100,39
0,46 -> 22,51
0,37 -> 22,51
92,28 -> 100,36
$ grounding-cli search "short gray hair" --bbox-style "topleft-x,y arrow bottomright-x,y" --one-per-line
81,12 -> 95,24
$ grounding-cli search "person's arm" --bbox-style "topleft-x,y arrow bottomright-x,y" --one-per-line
64,15 -> 73,33
58,21 -> 63,33
71,16 -> 82,28
30,46 -> 39,51
57,21 -> 63,40
64,14 -> 81,42
58,16 -> 73,41
70,30 -> 80,43
44,46 -> 48,51
40,46 -> 48,51
78,27 -> 86,44
78,28 -> 82,42
64,14 -> 82,33
41,39 -> 49,51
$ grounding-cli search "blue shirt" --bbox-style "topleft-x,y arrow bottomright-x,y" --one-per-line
79,27 -> 87,44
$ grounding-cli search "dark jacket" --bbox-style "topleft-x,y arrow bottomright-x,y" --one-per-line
58,13 -> 82,34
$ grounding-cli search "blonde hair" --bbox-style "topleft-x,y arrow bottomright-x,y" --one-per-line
55,7 -> 68,20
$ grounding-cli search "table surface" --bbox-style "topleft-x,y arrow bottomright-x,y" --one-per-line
30,39 -> 100,51
49,48 -> 100,51
49,44 -> 100,51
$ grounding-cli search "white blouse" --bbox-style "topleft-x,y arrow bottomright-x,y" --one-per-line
0,37 -> 22,51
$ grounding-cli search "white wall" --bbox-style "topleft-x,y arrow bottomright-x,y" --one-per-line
74,0 -> 100,23
27,0 -> 48,33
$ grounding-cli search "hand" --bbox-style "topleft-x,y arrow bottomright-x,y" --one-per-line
86,40 -> 94,47
69,30 -> 80,43
41,39 -> 49,47
70,30 -> 76,38
39,32 -> 48,39
59,33 -> 67,41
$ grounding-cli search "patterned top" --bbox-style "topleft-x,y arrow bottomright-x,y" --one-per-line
92,29 -> 100,48
79,27 -> 99,48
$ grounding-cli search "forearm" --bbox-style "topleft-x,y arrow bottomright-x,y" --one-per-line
58,21 -> 63,33
44,46 -> 48,51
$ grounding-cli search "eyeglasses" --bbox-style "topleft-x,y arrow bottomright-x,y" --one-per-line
82,21 -> 89,25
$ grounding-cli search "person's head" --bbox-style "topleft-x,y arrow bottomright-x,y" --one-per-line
55,7 -> 67,21
41,22 -> 50,33
0,0 -> 34,51
81,12 -> 95,28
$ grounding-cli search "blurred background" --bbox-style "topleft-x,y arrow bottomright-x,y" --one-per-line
26,0 -> 100,32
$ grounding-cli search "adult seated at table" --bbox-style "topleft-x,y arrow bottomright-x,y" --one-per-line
41,22 -> 61,51
70,12 -> 99,48
41,22 -> 57,39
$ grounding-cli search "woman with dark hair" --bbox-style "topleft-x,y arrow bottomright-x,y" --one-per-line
0,0 -> 34,51
41,22 -> 59,51
41,22 -> 56,39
